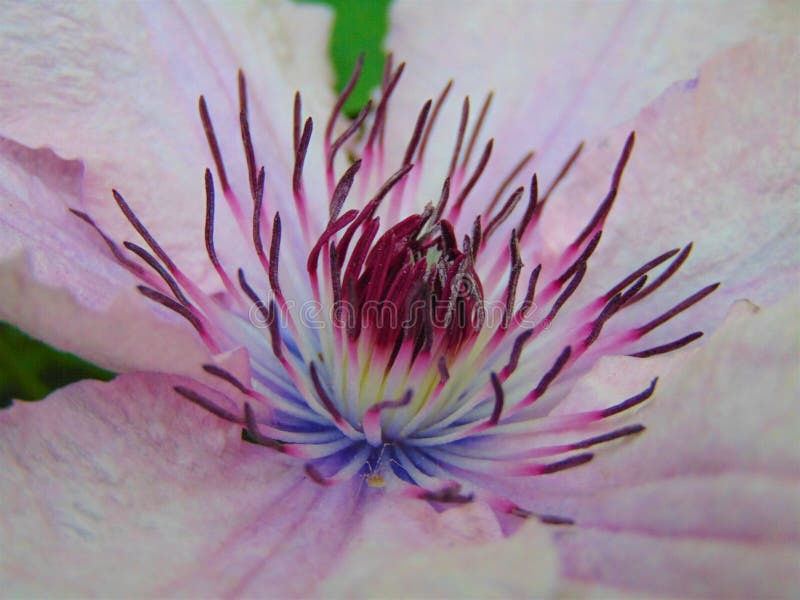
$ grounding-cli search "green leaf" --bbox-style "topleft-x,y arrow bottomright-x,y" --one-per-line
300,0 -> 391,117
0,323 -> 114,407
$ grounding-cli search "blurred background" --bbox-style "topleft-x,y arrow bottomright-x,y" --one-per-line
0,0 -> 391,406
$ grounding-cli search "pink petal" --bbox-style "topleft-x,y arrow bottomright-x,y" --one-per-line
386,1 -> 793,186
538,38 -> 800,340
0,372 -> 366,597
0,1 -> 333,282
0,138 -> 210,373
502,293 -> 800,597
323,496 -> 558,599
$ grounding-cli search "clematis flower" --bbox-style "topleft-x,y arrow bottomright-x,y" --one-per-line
1,1 -> 798,598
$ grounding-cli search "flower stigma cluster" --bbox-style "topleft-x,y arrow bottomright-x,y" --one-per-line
71,56 -> 718,523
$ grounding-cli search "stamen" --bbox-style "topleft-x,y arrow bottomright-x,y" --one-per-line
628,243 -> 693,305
452,138 -> 493,212
269,213 -> 283,299
293,116 -> 313,197
329,242 -> 343,311
539,452 -> 593,474
307,210 -> 359,275
583,275 -> 647,348
420,482 -> 474,504
325,52 -> 364,151
336,165 -> 414,262
243,403 -> 288,453
198,96 -> 231,193
461,91 -> 493,169
137,285 -> 206,339
470,215 -> 482,260
327,101 -> 372,177
173,385 -> 239,423
305,463 -> 332,486
238,70 -> 259,199
293,91 -> 302,154
544,263 -> 587,324
483,186 -> 525,242
489,372 -> 504,425
204,169 -> 238,295
68,209 -> 147,277
502,231 -> 523,329
532,346 -> 571,399
517,173 -> 539,239
629,331 -> 704,358
252,166 -> 269,272
447,97 -> 470,181
603,247 -> 681,301
123,241 -> 190,306
599,378 -> 657,418
487,151 -> 535,217
365,61 -> 406,151
571,423 -> 645,449
636,283 -> 720,337
557,231 -> 602,285
502,329 -> 534,377
236,269 -> 282,361
509,506 -> 574,526
363,390 -> 413,446
309,362 -> 347,425
113,189 -> 177,274
430,177 -> 451,226
517,264 -> 542,320
202,363 -> 249,395
572,132 -> 635,248
417,79 -> 453,163
329,160 -> 362,220
540,141 -> 583,206
402,99 -> 433,166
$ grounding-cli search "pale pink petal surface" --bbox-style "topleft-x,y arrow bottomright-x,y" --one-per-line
387,0 -> 796,186
1,1 -> 798,598
0,371 -> 556,597
0,373 -> 354,597
495,294 -> 800,598
0,0 -> 333,372
323,498 -> 557,599
537,38 -> 800,338
0,138 -> 210,372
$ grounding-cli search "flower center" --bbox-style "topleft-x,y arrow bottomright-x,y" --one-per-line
72,55 -> 718,522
